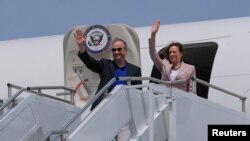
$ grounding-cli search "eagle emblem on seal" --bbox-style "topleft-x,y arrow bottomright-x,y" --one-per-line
88,31 -> 104,46
84,25 -> 111,54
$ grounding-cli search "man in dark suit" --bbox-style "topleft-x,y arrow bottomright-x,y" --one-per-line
74,29 -> 142,110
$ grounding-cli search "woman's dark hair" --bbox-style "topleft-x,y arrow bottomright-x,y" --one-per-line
165,41 -> 184,62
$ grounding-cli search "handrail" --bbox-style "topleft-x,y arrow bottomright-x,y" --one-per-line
49,78 -> 117,141
0,88 -> 26,112
27,86 -> 76,105
192,77 -> 247,112
118,77 -> 247,112
27,86 -> 75,93
7,83 -> 24,98
26,89 -> 72,104
118,76 -> 186,85
0,83 -> 75,113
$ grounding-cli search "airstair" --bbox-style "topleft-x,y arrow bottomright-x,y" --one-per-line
37,77 -> 247,141
0,84 -> 81,141
0,77 -> 247,141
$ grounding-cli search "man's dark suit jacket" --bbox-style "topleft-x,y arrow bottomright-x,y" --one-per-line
78,51 -> 142,110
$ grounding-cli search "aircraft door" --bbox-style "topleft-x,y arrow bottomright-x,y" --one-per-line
63,24 -> 141,105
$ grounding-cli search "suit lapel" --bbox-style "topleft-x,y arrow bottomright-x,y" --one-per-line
126,63 -> 133,76
176,62 -> 186,80
109,61 -> 115,77
166,63 -> 172,80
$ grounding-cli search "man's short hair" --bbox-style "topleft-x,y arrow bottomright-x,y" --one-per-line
112,38 -> 127,49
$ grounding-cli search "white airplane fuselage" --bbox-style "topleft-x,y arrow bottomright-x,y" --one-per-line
0,17 -> 250,115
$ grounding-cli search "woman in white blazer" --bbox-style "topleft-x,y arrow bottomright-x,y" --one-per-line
148,20 -> 196,93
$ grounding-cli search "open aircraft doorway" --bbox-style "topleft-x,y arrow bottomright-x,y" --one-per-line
150,42 -> 218,99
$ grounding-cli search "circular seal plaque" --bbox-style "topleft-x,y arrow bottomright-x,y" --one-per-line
84,25 -> 111,54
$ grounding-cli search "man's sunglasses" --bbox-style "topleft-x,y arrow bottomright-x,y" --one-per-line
111,48 -> 122,52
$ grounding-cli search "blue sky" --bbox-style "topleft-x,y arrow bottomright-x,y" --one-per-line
1,0 -> 250,41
